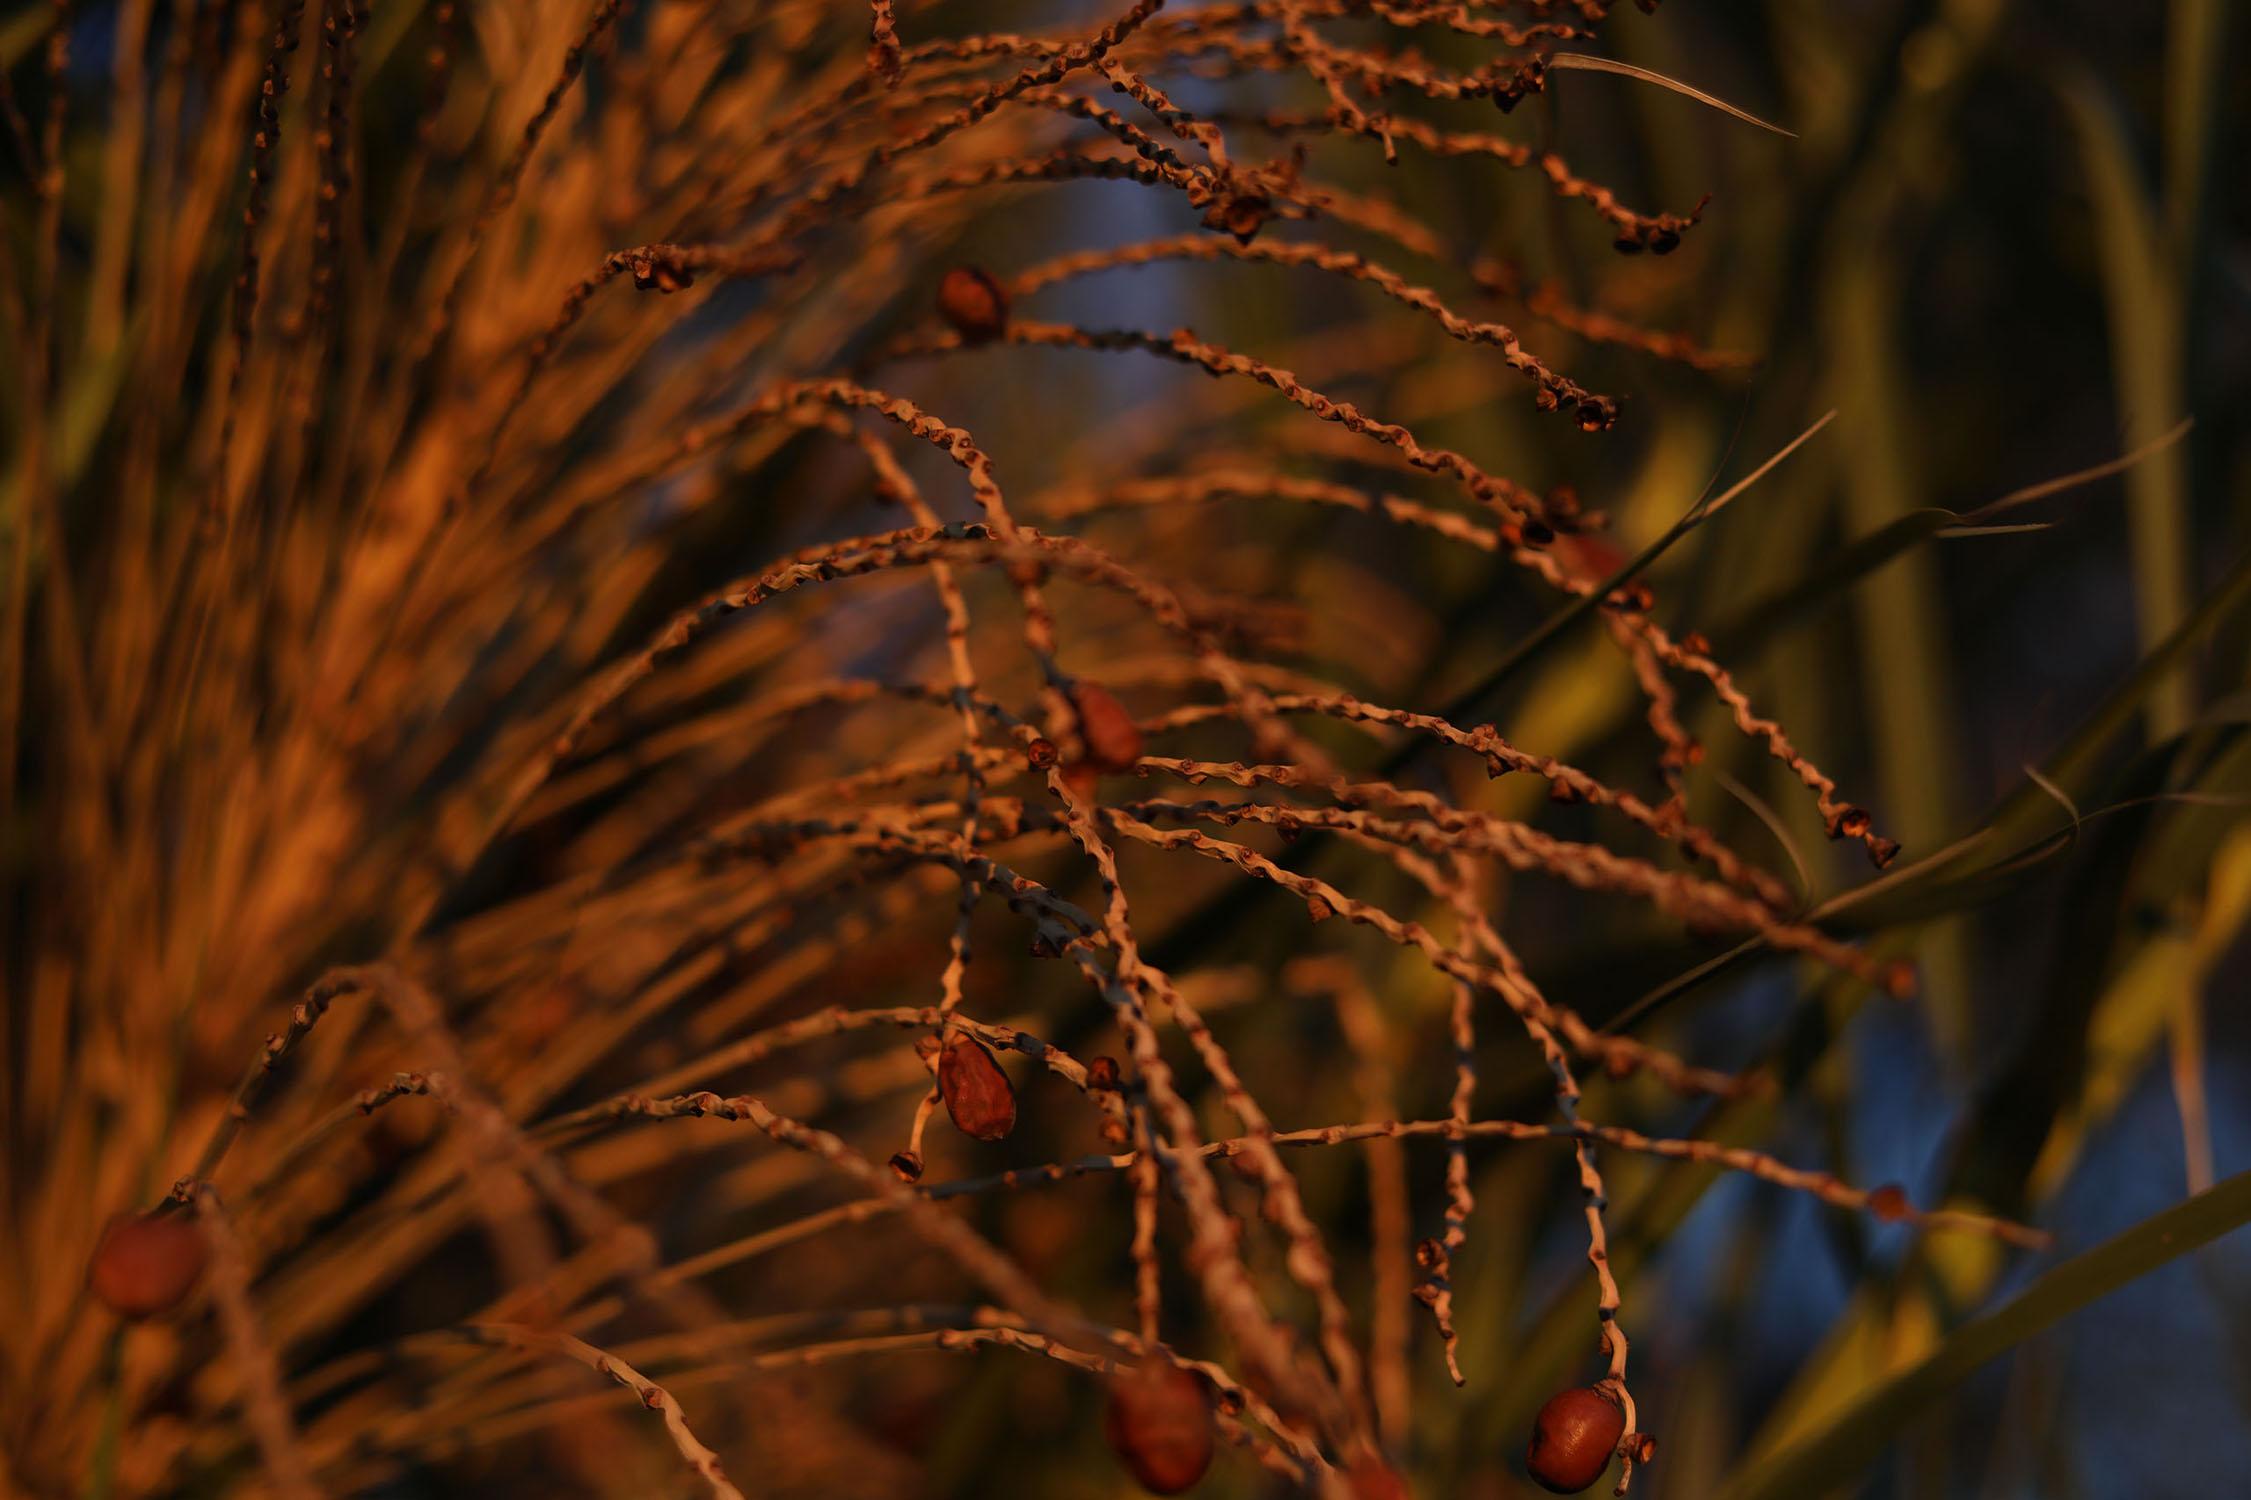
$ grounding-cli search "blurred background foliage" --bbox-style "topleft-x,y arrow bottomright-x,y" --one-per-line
3,0 -> 2249,1497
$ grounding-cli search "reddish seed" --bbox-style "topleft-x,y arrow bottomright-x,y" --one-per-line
937,1034 -> 1016,1142
937,266 -> 1009,344
1552,533 -> 1626,590
1026,737 -> 1059,770
889,1150 -> 925,1182
1104,1358 -> 1214,1495
88,1212 -> 208,1320
1071,681 -> 1143,773
1348,1456 -> 1412,1500
1869,1184 -> 1913,1223
1526,1387 -> 1624,1494
1086,1055 -> 1122,1092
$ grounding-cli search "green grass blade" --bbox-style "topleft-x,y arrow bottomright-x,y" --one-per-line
1715,1169 -> 2251,1500
2057,61 -> 2195,739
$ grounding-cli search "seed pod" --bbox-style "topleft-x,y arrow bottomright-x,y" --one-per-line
937,266 -> 1009,344
1086,1055 -> 1122,1092
1104,1358 -> 1214,1495
1200,189 -> 1271,244
1552,533 -> 1625,591
1526,1386 -> 1625,1494
88,1212 -> 208,1320
1348,1455 -> 1412,1500
938,1034 -> 1016,1142
1070,681 -> 1143,773
1868,1184 -> 1913,1223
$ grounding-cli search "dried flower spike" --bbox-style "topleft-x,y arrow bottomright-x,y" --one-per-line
937,1034 -> 1016,1142
630,253 -> 694,293
937,266 -> 1009,344
88,1212 -> 208,1320
1104,1358 -> 1214,1495
1526,1386 -> 1625,1494
1070,681 -> 1143,773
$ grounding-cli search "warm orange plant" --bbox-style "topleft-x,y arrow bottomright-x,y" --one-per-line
0,1 -> 2050,1496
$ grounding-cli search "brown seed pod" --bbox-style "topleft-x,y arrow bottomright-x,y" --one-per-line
1868,1183 -> 1913,1223
1104,1358 -> 1214,1495
937,1034 -> 1016,1142
937,266 -> 1009,344
1526,1386 -> 1625,1493
1348,1455 -> 1412,1500
88,1211 -> 208,1320
1552,532 -> 1625,589
1070,680 -> 1143,773
1086,1055 -> 1122,1092
1200,189 -> 1271,244
1025,737 -> 1059,770
1574,396 -> 1619,433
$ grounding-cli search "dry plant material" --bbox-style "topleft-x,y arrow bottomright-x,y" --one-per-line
0,0 -> 2052,1494
1526,1386 -> 1626,1494
938,1033 -> 1018,1141
1071,680 -> 1146,772
87,1213 -> 209,1320
1105,1358 -> 1217,1494
937,265 -> 1011,343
